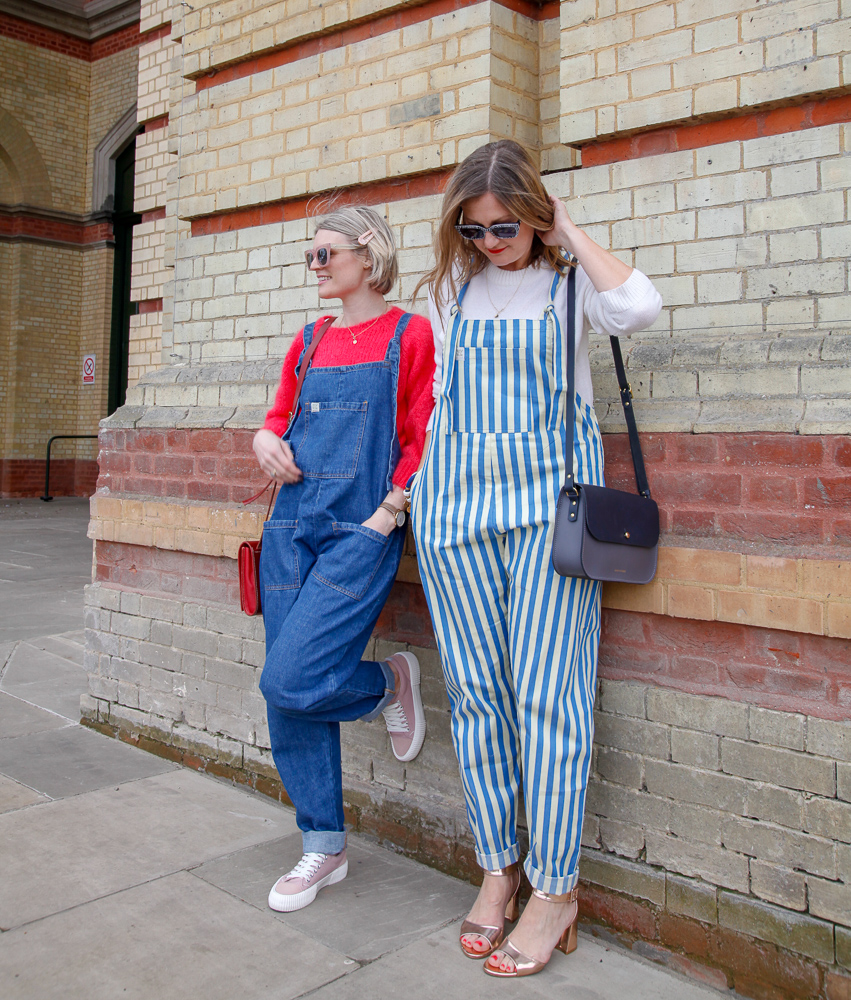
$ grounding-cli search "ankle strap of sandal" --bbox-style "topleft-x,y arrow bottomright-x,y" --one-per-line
531,886 -> 579,904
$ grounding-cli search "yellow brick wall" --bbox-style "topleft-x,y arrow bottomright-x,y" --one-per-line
559,0 -> 851,145
131,216 -> 169,301
128,5 -> 174,385
78,247 -> 115,440
0,243 -> 15,453
1,242 -> 96,460
88,48 -> 141,211
128,311 -> 165,383
0,33 -> 139,467
175,3 -> 540,217
140,0 -> 173,34
179,0 -> 424,76
0,157 -> 15,202
0,37 -> 90,214
133,126 -> 170,213
138,33 -> 176,124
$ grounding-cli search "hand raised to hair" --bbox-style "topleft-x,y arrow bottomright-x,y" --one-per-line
537,196 -> 575,249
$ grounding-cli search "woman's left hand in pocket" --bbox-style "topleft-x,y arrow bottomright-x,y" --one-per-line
361,506 -> 397,537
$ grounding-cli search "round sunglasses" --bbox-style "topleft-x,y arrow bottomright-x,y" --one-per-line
455,221 -> 521,241
304,244 -> 359,267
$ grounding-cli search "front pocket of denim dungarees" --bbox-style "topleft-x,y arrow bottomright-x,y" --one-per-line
312,522 -> 391,601
260,520 -> 300,591
293,401 -> 368,479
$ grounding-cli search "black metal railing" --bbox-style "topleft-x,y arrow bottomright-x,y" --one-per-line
40,434 -> 98,501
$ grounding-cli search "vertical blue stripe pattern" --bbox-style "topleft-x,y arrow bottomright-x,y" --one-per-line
412,272 -> 605,893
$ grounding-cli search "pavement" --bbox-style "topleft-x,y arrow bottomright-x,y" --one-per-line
0,498 -> 731,999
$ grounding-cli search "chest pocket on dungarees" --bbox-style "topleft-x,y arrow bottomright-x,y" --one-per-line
293,401 -> 368,479
448,319 -> 557,434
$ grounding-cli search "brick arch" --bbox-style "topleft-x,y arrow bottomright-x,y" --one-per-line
0,108 -> 53,207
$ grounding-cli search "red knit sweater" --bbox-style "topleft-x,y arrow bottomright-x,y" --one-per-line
263,307 -> 435,488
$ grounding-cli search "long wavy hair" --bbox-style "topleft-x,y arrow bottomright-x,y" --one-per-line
415,140 -> 567,310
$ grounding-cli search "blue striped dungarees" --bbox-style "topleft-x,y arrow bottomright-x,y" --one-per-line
411,269 -> 605,894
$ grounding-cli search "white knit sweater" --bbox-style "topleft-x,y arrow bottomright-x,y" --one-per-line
427,262 -> 663,421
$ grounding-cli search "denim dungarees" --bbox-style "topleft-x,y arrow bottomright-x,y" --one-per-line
259,312 -> 411,855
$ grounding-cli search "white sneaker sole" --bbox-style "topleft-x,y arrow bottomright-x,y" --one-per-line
267,860 -> 348,912
393,652 -> 426,763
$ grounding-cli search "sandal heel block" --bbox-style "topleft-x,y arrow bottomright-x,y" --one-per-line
484,886 -> 579,978
459,862 -> 521,960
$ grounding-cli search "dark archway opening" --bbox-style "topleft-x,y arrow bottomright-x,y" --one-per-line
108,141 -> 141,415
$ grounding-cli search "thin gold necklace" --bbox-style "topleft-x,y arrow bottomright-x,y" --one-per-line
342,312 -> 383,345
485,266 -> 527,318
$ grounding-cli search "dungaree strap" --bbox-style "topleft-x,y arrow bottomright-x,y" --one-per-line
383,311 -> 413,490
383,310 -> 412,358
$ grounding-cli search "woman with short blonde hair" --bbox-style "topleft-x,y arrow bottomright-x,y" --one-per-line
254,204 -> 434,912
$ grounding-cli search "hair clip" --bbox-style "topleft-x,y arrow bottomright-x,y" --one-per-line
357,229 -> 375,246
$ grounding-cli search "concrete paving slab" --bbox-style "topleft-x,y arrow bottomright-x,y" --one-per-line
194,830 -> 478,962
0,768 -> 297,928
0,773 -> 49,813
305,919 -> 724,1000
0,870 -> 355,1000
0,499 -> 92,643
0,692 -> 71,739
0,724 -> 173,799
28,632 -> 86,666
0,640 -> 17,672
1,642 -> 88,720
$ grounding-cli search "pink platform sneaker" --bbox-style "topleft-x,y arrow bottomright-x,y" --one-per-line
267,850 -> 348,912
382,652 -> 426,762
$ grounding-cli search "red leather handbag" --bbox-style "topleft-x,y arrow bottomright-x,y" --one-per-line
238,482 -> 277,616
238,316 -> 334,616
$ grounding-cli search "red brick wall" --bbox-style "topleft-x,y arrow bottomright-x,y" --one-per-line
100,427 -> 851,552
0,13 -> 142,61
0,459 -> 98,498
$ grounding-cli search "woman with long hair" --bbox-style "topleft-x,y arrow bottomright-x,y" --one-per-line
411,141 -> 661,977
254,205 -> 434,912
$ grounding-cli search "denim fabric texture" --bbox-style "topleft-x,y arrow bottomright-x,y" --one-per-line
260,313 -> 411,855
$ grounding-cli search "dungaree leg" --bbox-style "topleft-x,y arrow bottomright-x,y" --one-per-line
503,521 -> 601,895
413,466 -> 521,870
261,528 -> 403,853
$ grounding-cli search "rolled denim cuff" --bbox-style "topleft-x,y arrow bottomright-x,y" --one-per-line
303,829 -> 347,855
361,660 -> 395,722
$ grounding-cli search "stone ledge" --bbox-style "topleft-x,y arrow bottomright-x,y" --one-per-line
111,334 -> 851,433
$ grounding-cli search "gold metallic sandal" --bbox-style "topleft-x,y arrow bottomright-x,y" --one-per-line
459,863 -> 521,960
483,886 -> 579,978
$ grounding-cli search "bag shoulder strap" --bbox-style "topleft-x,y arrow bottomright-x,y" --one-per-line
288,315 -> 334,429
563,266 -> 651,499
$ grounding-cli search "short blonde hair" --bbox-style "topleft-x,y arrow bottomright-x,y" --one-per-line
314,205 -> 398,295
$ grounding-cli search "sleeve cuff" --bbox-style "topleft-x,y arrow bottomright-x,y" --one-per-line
598,269 -> 658,315
392,456 -> 419,489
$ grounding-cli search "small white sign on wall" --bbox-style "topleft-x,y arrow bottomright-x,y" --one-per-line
82,354 -> 96,384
